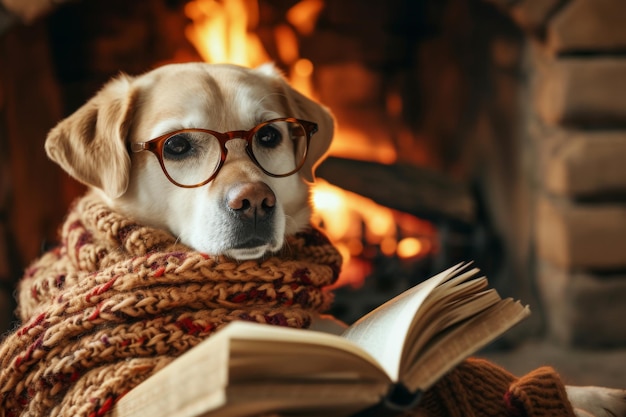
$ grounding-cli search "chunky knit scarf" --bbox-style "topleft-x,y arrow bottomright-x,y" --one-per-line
0,192 -> 341,417
0,192 -> 577,417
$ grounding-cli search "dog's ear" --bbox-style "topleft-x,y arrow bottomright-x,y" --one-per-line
45,74 -> 137,199
255,63 -> 335,183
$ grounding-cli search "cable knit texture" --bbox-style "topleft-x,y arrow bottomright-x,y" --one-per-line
0,192 -> 576,417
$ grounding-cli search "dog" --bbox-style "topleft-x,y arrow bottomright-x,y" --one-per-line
46,62 -> 333,261
44,62 -> 624,417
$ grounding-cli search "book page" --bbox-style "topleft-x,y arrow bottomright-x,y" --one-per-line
340,263 -> 467,381
216,381 -> 389,417
401,288 -> 501,364
228,339 -> 390,383
223,321 -> 385,371
113,322 -> 391,417
402,299 -> 530,392
402,276 -> 489,348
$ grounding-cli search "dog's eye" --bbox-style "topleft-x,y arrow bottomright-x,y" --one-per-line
163,134 -> 192,158
255,125 -> 282,148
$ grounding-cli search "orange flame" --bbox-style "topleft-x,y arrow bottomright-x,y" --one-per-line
185,0 -> 269,66
312,179 -> 435,287
287,0 -> 325,36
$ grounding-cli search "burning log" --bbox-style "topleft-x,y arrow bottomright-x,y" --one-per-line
316,156 -> 476,226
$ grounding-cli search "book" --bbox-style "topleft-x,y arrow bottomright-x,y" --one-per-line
112,262 -> 530,417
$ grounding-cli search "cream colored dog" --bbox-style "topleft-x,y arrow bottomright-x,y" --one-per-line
46,62 -> 332,261
44,62 -> 624,417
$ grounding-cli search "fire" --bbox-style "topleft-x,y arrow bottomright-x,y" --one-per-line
312,180 -> 435,287
286,0 -> 325,36
184,0 -> 435,287
184,0 -> 268,66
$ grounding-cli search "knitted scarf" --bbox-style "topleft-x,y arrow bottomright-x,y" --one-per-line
0,192 -> 342,417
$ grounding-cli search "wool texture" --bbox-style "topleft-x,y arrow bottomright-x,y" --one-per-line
417,358 -> 576,417
0,192 -> 577,417
0,192 -> 341,417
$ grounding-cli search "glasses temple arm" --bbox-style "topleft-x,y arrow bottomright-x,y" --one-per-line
130,142 -> 148,153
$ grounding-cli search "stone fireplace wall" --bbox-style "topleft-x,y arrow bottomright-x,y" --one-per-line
492,0 -> 626,346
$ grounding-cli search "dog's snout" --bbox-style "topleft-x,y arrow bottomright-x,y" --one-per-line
226,182 -> 276,219
224,181 -> 279,256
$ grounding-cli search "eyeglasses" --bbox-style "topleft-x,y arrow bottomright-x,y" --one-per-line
131,118 -> 318,188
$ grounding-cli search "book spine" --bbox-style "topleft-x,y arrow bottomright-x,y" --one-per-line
351,384 -> 423,417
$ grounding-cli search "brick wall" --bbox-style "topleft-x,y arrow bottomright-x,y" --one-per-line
494,0 -> 626,347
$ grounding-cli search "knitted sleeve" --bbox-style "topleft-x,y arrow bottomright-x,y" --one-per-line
412,358 -> 576,417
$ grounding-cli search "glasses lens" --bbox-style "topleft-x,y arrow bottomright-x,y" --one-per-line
251,120 -> 308,176
160,131 -> 221,186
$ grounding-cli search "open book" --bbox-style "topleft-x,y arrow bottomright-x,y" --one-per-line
112,262 -> 530,417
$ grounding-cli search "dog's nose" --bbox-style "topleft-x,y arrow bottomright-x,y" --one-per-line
226,182 -> 276,219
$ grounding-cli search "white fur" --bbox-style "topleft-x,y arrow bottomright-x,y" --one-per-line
567,386 -> 626,417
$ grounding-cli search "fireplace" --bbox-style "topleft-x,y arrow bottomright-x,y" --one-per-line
1,0 -> 626,347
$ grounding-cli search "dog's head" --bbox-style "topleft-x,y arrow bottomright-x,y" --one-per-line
45,62 -> 334,260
